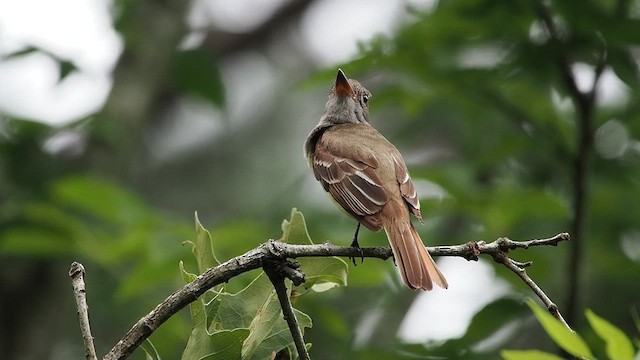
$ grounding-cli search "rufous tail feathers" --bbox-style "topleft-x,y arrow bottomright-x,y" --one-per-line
384,218 -> 448,291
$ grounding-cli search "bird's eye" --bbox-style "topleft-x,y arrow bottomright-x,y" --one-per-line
362,94 -> 370,104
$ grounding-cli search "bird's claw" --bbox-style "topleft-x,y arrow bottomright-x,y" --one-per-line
349,238 -> 364,266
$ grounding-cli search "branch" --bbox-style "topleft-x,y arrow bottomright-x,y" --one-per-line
534,1 -> 584,103
533,0 -> 607,112
69,262 -> 98,360
102,246 -> 267,360
263,259 -> 310,360
490,238 -> 572,330
202,0 -> 314,56
99,232 -> 570,359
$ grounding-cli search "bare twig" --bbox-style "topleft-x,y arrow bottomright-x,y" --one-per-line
462,234 -> 574,330
69,262 -> 98,360
99,232 -> 570,360
491,240 -> 572,330
264,260 -> 310,360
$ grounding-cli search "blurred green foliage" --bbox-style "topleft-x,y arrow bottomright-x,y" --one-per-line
1,0 -> 639,359
502,300 -> 638,360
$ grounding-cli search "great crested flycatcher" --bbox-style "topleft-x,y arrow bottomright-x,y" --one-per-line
304,69 -> 448,291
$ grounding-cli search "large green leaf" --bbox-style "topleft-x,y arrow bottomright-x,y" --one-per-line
501,350 -> 565,360
240,283 -> 283,358
180,261 -> 215,360
585,309 -> 635,360
202,329 -> 251,360
280,208 -> 348,291
245,300 -> 311,360
215,274 -> 274,330
214,274 -> 311,360
527,300 -> 594,360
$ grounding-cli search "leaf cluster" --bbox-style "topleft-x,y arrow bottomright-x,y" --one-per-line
174,210 -> 347,360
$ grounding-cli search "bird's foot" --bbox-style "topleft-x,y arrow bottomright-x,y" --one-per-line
349,238 -> 364,266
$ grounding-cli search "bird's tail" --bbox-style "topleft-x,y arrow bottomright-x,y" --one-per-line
383,218 -> 448,291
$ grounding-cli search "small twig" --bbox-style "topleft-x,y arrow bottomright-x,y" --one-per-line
475,234 -> 573,330
448,234 -> 574,331
69,262 -> 98,360
264,260 -> 310,360
101,232 -> 570,359
493,249 -> 573,331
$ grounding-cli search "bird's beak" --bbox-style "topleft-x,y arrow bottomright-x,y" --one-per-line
335,69 -> 354,98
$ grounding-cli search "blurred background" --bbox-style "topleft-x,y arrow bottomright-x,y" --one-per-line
1,0 -> 638,359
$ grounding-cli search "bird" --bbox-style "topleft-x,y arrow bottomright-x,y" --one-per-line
304,69 -> 448,291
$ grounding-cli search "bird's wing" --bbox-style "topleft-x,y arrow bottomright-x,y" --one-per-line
312,137 -> 389,223
393,156 -> 423,221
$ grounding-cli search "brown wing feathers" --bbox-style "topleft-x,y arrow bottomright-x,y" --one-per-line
312,141 -> 388,226
394,156 -> 422,221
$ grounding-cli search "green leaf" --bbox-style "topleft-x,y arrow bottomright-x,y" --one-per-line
179,261 -> 198,283
0,227 -> 75,255
202,329 -> 251,360
216,274 -> 274,330
173,48 -> 225,106
247,308 -> 311,360
58,59 -> 78,82
527,299 -> 594,360
141,339 -> 162,360
501,349 -> 565,360
280,208 -> 313,245
241,288 -> 282,358
214,273 -> 312,360
2,46 -> 77,81
585,309 -> 635,360
280,208 -> 348,291
191,212 -> 220,273
609,46 -> 640,90
51,176 -> 149,225
180,260 -> 211,360
180,260 -> 226,360
296,257 -> 347,292
3,46 -> 39,59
